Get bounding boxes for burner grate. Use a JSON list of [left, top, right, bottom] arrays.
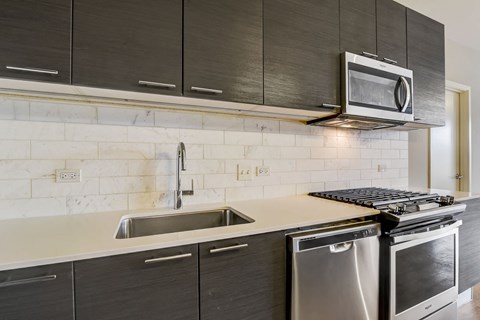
[[309, 187, 439, 208]]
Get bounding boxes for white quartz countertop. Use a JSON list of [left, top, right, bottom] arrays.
[[409, 187, 480, 202], [0, 195, 378, 271]]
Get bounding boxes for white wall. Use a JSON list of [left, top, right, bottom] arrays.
[[444, 39, 480, 192], [0, 95, 409, 220]]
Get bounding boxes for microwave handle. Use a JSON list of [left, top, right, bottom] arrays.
[[394, 77, 411, 113], [400, 77, 411, 112]]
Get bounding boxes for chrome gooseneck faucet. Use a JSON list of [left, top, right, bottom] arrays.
[[174, 142, 194, 209]]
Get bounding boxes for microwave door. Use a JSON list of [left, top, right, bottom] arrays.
[[394, 76, 411, 113]]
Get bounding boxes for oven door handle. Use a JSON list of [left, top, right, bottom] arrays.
[[391, 220, 462, 244]]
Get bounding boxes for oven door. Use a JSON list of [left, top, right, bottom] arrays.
[[389, 221, 460, 320], [343, 52, 414, 123]]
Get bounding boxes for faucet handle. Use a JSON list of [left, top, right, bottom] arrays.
[[182, 179, 194, 196]]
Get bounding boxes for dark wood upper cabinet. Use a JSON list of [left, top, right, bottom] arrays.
[[340, 0, 377, 55], [184, 0, 263, 105], [0, 0, 71, 83], [199, 231, 286, 320], [376, 0, 407, 68], [407, 9, 445, 126], [459, 199, 480, 293], [73, 0, 182, 96], [75, 245, 199, 320], [0, 263, 74, 320], [264, 0, 340, 110]]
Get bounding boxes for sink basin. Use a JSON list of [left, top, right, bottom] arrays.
[[115, 207, 254, 239]]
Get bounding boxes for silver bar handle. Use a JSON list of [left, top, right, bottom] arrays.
[[210, 243, 248, 254], [318, 104, 341, 113], [361, 51, 378, 59], [382, 57, 398, 65], [392, 220, 462, 244], [191, 86, 223, 95], [0, 275, 56, 288], [6, 66, 59, 75], [144, 253, 192, 264], [138, 80, 176, 89]]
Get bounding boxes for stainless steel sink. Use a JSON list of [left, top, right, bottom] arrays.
[[115, 207, 254, 239]]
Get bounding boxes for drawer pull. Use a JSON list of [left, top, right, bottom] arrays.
[[382, 57, 398, 65], [210, 243, 248, 254], [138, 80, 176, 89], [361, 51, 378, 59], [144, 253, 192, 264], [191, 86, 223, 95], [0, 275, 56, 288], [6, 66, 59, 75]]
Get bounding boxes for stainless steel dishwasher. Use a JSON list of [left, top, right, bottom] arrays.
[[288, 221, 380, 320]]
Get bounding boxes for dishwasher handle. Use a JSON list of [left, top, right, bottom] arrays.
[[329, 242, 353, 253]]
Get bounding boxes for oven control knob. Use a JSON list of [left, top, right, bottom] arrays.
[[440, 195, 455, 205], [388, 203, 407, 214]]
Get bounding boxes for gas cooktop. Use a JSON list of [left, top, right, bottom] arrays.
[[309, 187, 466, 229]]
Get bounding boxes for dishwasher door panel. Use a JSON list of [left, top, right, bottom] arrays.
[[290, 225, 379, 320]]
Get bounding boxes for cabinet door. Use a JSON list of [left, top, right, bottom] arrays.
[[264, 0, 340, 110], [200, 232, 286, 320], [340, 0, 377, 55], [0, 263, 74, 320], [407, 9, 445, 126], [0, 0, 71, 83], [184, 0, 263, 104], [376, 0, 407, 68], [459, 199, 480, 292], [73, 0, 182, 96], [75, 245, 198, 320]]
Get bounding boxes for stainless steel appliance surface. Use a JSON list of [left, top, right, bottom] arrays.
[[309, 188, 466, 320], [289, 221, 381, 320], [308, 52, 414, 130]]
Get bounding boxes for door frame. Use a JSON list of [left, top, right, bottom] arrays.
[[428, 80, 472, 192]]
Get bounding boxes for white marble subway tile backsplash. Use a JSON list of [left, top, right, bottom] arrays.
[[0, 96, 409, 219]]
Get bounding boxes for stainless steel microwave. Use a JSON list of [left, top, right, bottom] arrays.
[[308, 52, 414, 130]]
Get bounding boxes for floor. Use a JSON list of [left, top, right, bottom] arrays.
[[459, 286, 480, 320]]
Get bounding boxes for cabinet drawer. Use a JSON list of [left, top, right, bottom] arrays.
[[0, 263, 74, 320]]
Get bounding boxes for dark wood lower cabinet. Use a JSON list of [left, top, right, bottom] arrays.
[[459, 198, 480, 293], [74, 244, 199, 320], [0, 263, 74, 320], [199, 231, 286, 320]]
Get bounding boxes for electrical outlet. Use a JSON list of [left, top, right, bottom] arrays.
[[256, 166, 270, 176], [377, 164, 387, 172], [237, 164, 253, 181], [56, 169, 82, 183]]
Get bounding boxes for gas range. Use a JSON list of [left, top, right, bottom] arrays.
[[309, 187, 466, 230], [310, 187, 466, 320]]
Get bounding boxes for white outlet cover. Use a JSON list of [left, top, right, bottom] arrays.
[[256, 166, 270, 176], [56, 169, 82, 183]]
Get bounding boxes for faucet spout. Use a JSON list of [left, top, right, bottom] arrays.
[[174, 142, 194, 209], [178, 142, 186, 171]]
